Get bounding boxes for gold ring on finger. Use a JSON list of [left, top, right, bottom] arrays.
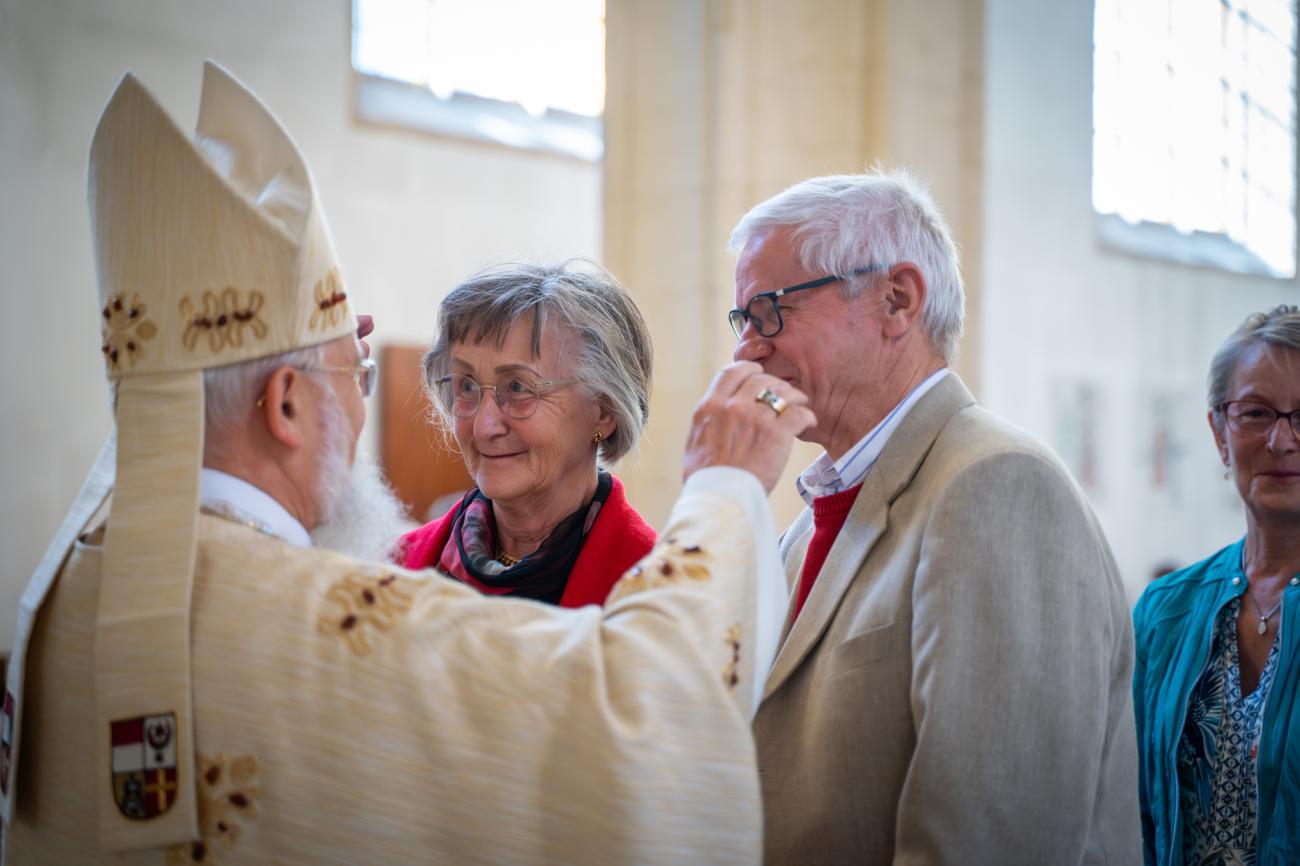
[[755, 387, 789, 417]]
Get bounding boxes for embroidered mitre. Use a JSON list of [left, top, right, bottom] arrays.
[[0, 62, 356, 854]]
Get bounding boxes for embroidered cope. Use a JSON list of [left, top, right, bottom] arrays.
[[4, 468, 779, 864]]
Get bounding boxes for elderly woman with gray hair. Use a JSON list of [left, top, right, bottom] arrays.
[[1133, 305, 1300, 866], [396, 260, 657, 607]]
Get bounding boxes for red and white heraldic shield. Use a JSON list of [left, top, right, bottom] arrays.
[[1, 689, 14, 795], [110, 712, 179, 820]]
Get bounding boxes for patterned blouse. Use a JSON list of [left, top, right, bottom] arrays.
[[1176, 596, 1283, 866]]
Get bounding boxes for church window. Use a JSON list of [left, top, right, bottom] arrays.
[[351, 0, 605, 161], [1092, 0, 1297, 278]]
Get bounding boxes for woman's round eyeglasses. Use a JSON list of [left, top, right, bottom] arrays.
[[433, 373, 576, 420]]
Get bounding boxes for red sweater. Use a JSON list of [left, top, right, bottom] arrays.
[[792, 484, 863, 622], [396, 474, 656, 608]]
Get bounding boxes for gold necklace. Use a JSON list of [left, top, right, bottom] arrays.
[[495, 548, 520, 567]]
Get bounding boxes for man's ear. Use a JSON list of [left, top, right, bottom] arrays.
[[260, 365, 309, 450], [880, 263, 927, 339]]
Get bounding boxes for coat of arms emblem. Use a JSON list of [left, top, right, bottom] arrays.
[[110, 712, 178, 819]]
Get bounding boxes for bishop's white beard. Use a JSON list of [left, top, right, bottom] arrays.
[[310, 391, 414, 562]]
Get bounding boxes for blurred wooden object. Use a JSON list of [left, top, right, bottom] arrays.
[[379, 344, 473, 523]]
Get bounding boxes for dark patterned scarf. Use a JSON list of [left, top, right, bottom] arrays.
[[438, 470, 612, 604]]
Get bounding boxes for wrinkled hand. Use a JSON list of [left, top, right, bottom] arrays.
[[683, 361, 816, 493]]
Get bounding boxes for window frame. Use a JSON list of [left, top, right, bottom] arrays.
[[1090, 0, 1299, 280], [349, 1, 604, 163]]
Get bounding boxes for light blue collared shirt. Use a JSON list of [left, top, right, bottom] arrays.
[[796, 369, 949, 506]]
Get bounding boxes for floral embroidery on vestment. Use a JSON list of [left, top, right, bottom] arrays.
[[722, 623, 742, 691], [101, 293, 158, 371], [319, 571, 416, 655], [180, 288, 268, 353], [309, 268, 347, 330], [165, 753, 262, 865], [607, 538, 710, 603]]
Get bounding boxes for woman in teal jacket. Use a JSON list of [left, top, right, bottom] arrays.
[[1133, 305, 1300, 866]]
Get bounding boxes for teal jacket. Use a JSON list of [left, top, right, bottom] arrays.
[[1132, 538, 1300, 866]]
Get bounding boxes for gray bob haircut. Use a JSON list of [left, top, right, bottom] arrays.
[[728, 167, 966, 362], [1208, 304, 1300, 422], [422, 259, 653, 465]]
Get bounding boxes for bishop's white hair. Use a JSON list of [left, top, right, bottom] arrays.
[[202, 344, 329, 459], [310, 386, 413, 560], [202, 342, 412, 558]]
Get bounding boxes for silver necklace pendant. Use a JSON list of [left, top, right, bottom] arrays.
[[1245, 593, 1282, 637]]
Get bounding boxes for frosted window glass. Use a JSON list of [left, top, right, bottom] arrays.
[[1092, 0, 1297, 277]]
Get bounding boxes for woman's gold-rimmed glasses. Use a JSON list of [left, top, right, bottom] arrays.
[[433, 373, 576, 419]]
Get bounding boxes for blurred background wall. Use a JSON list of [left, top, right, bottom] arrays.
[[1, 0, 1296, 650], [980, 0, 1293, 603]]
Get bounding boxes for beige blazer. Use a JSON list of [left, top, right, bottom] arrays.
[[5, 483, 763, 864], [754, 375, 1141, 865]]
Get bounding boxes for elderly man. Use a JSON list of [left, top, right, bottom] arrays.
[[727, 170, 1141, 865], [0, 63, 811, 864]]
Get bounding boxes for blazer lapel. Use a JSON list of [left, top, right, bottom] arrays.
[[761, 374, 977, 703]]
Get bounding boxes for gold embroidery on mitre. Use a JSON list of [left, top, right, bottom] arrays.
[[100, 294, 158, 371], [606, 538, 711, 604], [722, 623, 742, 692], [309, 268, 347, 331], [165, 753, 262, 865], [180, 288, 268, 353], [318, 571, 416, 655]]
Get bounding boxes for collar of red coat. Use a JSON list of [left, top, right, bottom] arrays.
[[396, 473, 657, 608]]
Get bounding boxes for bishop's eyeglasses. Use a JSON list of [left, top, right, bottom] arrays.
[[299, 357, 377, 398], [433, 373, 577, 420], [728, 264, 887, 340]]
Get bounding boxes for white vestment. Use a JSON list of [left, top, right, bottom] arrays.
[[4, 470, 780, 864]]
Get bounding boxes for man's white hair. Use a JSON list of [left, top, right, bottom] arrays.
[[728, 167, 965, 362]]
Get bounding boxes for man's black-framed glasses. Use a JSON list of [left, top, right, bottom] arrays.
[[728, 265, 887, 340]]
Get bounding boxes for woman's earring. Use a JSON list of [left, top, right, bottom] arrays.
[[592, 431, 603, 444]]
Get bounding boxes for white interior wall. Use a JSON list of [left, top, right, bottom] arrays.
[[983, 0, 1297, 602], [0, 0, 600, 649]]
